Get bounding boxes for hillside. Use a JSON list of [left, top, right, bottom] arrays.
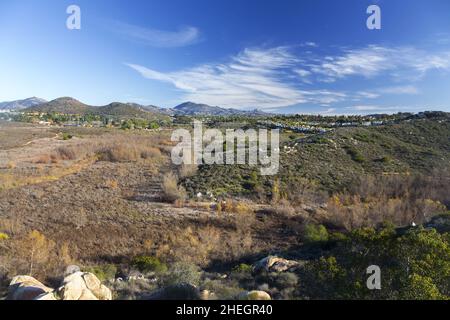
[[0, 117, 449, 301], [22, 98, 269, 118], [142, 105, 173, 115], [0, 97, 47, 110], [24, 97, 91, 114], [23, 97, 170, 120], [93, 103, 169, 120], [182, 118, 450, 197]]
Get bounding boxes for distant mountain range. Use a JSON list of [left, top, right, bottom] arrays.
[[171, 101, 269, 116], [1, 97, 269, 117], [22, 97, 169, 120], [0, 97, 47, 110]]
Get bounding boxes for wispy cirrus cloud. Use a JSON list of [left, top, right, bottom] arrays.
[[109, 21, 200, 48], [308, 45, 450, 82], [354, 85, 420, 101], [377, 85, 419, 95], [126, 47, 346, 109], [348, 105, 425, 114], [127, 44, 450, 110]]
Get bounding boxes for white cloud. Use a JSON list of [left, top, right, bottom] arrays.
[[309, 45, 450, 82], [294, 68, 312, 77], [127, 44, 450, 110], [377, 85, 419, 95], [349, 105, 425, 114], [354, 86, 419, 101], [352, 105, 384, 111], [110, 21, 200, 47], [301, 42, 318, 47], [126, 47, 346, 109], [355, 91, 381, 99]]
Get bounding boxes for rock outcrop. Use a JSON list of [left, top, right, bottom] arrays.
[[7, 269, 112, 301], [7, 276, 53, 300], [253, 256, 301, 273], [58, 271, 112, 300], [237, 290, 271, 300]]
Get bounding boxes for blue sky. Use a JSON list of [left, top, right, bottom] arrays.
[[1, 0, 450, 114]]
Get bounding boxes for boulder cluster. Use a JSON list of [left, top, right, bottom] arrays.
[[7, 266, 112, 300], [6, 256, 300, 300]]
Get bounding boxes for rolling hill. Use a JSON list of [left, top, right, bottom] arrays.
[[0, 97, 47, 111], [182, 117, 450, 196], [22, 97, 269, 118], [24, 97, 90, 114], [23, 97, 170, 120]]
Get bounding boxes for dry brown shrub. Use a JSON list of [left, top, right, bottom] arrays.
[[96, 137, 162, 163], [158, 226, 222, 266], [6, 161, 16, 169], [11, 230, 55, 277], [69, 208, 89, 230], [105, 179, 119, 189], [55, 146, 77, 160], [161, 172, 186, 203], [221, 199, 234, 212], [2, 231, 75, 282], [318, 170, 450, 231], [34, 154, 51, 164], [140, 147, 161, 159], [32, 134, 166, 165], [0, 216, 25, 236], [174, 198, 185, 208], [272, 199, 297, 216], [325, 193, 447, 231], [221, 199, 254, 215], [97, 144, 138, 162], [178, 164, 198, 178], [50, 154, 59, 164]]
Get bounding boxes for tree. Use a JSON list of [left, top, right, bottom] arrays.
[[16, 230, 55, 276]]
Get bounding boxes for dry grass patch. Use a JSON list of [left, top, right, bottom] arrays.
[[220, 199, 254, 215], [0, 158, 94, 190]]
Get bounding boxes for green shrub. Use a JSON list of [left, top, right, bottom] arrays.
[[0, 232, 9, 241], [329, 232, 347, 242], [314, 137, 329, 144], [232, 263, 253, 274], [303, 224, 329, 243], [162, 262, 201, 286], [345, 146, 365, 163], [84, 264, 117, 282], [202, 279, 243, 299], [131, 256, 168, 274], [302, 227, 450, 300], [273, 272, 299, 289], [62, 133, 73, 140], [401, 274, 446, 300], [379, 156, 392, 163]]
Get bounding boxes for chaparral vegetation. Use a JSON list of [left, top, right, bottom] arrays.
[[0, 108, 449, 300]]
